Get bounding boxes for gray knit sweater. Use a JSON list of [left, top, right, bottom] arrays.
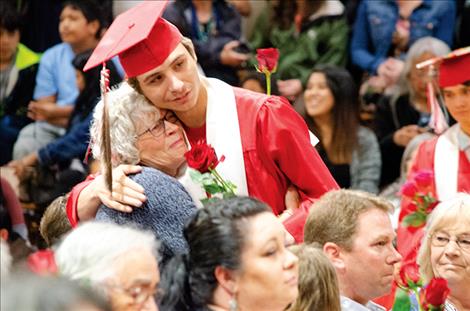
[[96, 167, 197, 264], [350, 126, 382, 194]]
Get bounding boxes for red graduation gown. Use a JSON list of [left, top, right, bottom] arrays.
[[186, 88, 338, 241]]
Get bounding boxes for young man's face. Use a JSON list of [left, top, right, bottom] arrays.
[[0, 27, 20, 63], [136, 43, 202, 114], [442, 83, 470, 127], [59, 6, 99, 45]]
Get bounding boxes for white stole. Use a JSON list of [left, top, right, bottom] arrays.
[[434, 124, 460, 201], [204, 78, 249, 196]]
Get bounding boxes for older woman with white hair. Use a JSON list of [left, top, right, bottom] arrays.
[[417, 194, 470, 311], [374, 36, 450, 187], [63, 82, 197, 263], [56, 221, 160, 311]]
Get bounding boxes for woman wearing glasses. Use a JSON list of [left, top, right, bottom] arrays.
[[65, 82, 197, 264], [417, 194, 470, 311], [56, 221, 160, 311]]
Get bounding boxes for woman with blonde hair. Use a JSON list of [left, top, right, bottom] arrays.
[[288, 243, 341, 311], [417, 194, 470, 311]]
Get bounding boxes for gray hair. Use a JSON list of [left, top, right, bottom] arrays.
[[417, 193, 470, 282], [397, 37, 450, 96], [90, 82, 162, 167], [55, 221, 159, 292]]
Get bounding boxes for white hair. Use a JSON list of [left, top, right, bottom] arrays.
[[0, 240, 12, 281], [397, 37, 451, 96], [55, 221, 159, 291], [90, 82, 162, 167]]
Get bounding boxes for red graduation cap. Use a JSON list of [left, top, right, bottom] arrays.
[[84, 0, 182, 77], [439, 47, 470, 88]]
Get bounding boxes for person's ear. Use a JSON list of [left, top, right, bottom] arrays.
[[323, 242, 346, 271], [87, 20, 100, 37], [214, 266, 238, 295]]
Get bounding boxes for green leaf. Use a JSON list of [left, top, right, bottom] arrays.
[[203, 183, 224, 195], [201, 197, 223, 206], [189, 169, 203, 183], [403, 212, 427, 227], [392, 288, 412, 311]]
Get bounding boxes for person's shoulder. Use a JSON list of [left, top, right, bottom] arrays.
[[358, 126, 378, 142], [233, 87, 289, 109], [40, 43, 72, 62]]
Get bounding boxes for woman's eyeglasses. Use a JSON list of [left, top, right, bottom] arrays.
[[138, 119, 166, 139], [430, 232, 470, 252]]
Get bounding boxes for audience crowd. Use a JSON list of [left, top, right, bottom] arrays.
[[1, 0, 469, 311]]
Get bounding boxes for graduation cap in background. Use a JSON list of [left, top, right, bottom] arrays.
[[416, 46, 470, 135], [85, 0, 183, 191]]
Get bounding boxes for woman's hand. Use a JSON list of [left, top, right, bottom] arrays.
[[279, 185, 301, 222]]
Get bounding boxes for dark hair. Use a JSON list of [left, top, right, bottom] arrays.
[[69, 50, 122, 123], [240, 71, 279, 95], [303, 65, 359, 163], [159, 196, 269, 311], [0, 1, 22, 32], [62, 0, 105, 38]]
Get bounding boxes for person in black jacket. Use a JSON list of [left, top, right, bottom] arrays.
[[0, 2, 40, 165]]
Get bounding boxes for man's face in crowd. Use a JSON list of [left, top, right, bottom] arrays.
[[442, 83, 470, 127], [340, 208, 402, 304], [136, 43, 202, 114]]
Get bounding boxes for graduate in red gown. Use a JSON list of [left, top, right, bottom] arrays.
[[397, 48, 470, 263], [66, 1, 338, 241]]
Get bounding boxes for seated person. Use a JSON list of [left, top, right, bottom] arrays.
[[0, 2, 40, 165], [304, 189, 402, 310], [12, 0, 109, 160], [55, 221, 160, 311], [288, 243, 341, 311], [301, 66, 381, 194], [417, 194, 470, 311], [374, 37, 450, 187], [8, 49, 121, 206], [350, 0, 455, 88], [160, 196, 299, 311]]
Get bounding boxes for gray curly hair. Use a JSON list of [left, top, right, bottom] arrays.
[[90, 82, 161, 167]]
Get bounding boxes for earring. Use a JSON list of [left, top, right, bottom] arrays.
[[229, 297, 238, 311]]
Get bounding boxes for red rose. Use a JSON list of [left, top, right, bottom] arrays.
[[398, 261, 421, 287], [423, 278, 450, 308], [185, 141, 221, 173], [414, 171, 434, 188], [401, 181, 418, 198], [27, 249, 58, 276], [256, 48, 279, 72]]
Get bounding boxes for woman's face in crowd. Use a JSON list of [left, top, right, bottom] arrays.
[[304, 72, 335, 119], [59, 6, 98, 45], [408, 52, 436, 97], [430, 223, 470, 289], [234, 212, 299, 310], [107, 248, 159, 311], [135, 110, 188, 176]]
